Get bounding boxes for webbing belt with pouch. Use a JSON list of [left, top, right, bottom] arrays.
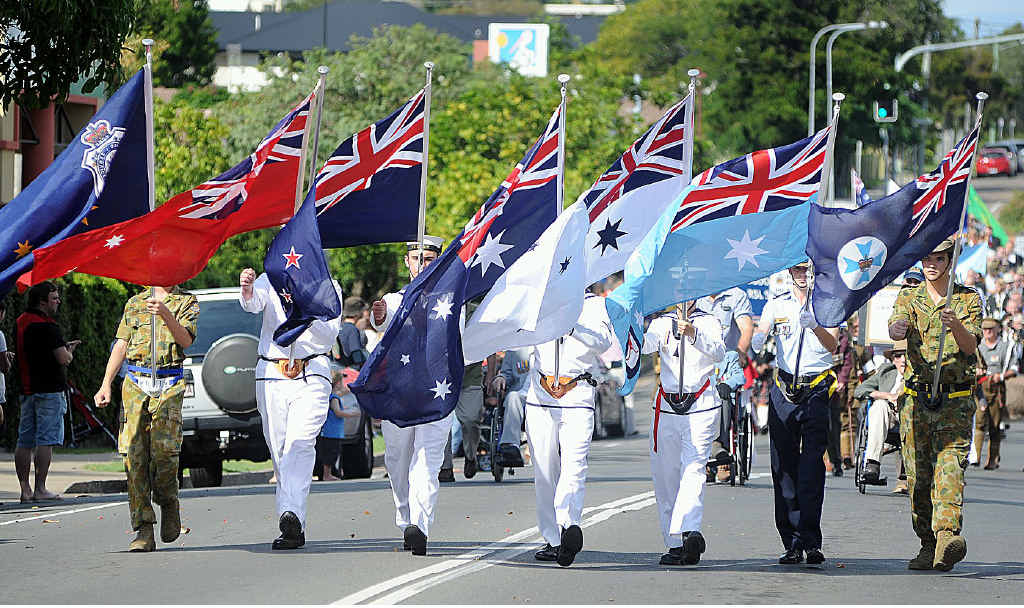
[[653, 379, 711, 453], [774, 369, 836, 403], [540, 372, 597, 400], [126, 363, 184, 398], [904, 381, 973, 411], [259, 353, 329, 380]]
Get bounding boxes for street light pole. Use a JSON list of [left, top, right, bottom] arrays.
[[807, 21, 887, 137]]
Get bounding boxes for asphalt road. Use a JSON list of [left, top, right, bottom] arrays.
[[2, 375, 1022, 604], [972, 171, 1024, 216]]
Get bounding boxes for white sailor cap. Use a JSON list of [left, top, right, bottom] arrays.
[[406, 235, 444, 254]]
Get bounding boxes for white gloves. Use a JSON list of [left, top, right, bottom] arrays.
[[799, 309, 818, 330], [751, 332, 767, 352]]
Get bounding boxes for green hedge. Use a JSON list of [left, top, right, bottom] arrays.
[[1, 274, 133, 450]]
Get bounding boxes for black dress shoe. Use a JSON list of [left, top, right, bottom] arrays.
[[842, 457, 854, 470], [779, 548, 803, 564], [681, 531, 706, 565], [464, 457, 478, 479], [272, 511, 305, 550], [805, 548, 825, 565], [970, 462, 980, 467], [535, 543, 559, 561], [983, 463, 999, 470], [832, 466, 844, 477], [497, 444, 525, 467], [659, 547, 683, 566], [438, 467, 455, 482], [863, 460, 881, 483], [557, 525, 583, 567], [404, 525, 427, 556]]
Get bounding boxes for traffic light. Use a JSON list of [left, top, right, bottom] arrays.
[[873, 99, 898, 123]]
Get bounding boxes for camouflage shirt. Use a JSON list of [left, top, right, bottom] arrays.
[[889, 282, 982, 385], [115, 288, 200, 368]]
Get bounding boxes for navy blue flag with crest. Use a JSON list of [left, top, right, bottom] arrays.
[[264, 191, 341, 347], [351, 106, 562, 427], [313, 89, 425, 248], [808, 122, 980, 327], [0, 70, 150, 295]]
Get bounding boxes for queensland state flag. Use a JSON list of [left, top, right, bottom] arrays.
[[314, 89, 425, 247], [264, 189, 340, 347], [351, 106, 562, 426], [607, 124, 834, 394], [0, 70, 150, 296], [809, 122, 980, 327], [20, 88, 315, 288]]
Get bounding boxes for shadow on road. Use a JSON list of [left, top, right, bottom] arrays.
[[160, 538, 541, 556]]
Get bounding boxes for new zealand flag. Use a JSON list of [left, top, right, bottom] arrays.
[[808, 122, 979, 327], [350, 106, 562, 426]]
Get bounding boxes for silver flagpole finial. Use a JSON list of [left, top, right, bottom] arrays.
[[318, 65, 329, 75], [558, 73, 571, 84], [832, 92, 845, 102], [424, 61, 434, 71], [687, 68, 700, 78]]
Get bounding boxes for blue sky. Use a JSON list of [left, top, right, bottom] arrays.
[[942, 0, 1023, 36]]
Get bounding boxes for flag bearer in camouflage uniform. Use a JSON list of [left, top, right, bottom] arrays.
[[974, 318, 1017, 469], [95, 286, 200, 552], [889, 238, 981, 572]]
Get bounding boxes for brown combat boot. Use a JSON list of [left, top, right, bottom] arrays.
[[160, 500, 181, 543], [907, 542, 935, 570], [129, 524, 156, 552], [933, 531, 967, 571]]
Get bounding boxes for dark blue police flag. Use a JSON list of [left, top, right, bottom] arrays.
[[808, 123, 979, 327], [0, 70, 151, 296], [264, 189, 341, 347]]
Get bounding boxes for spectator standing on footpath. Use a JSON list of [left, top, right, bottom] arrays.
[[336, 297, 369, 369], [973, 318, 1017, 470], [15, 282, 80, 503], [0, 300, 12, 429], [95, 285, 199, 552]]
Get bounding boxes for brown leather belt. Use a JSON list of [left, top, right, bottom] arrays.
[[540, 372, 597, 400]]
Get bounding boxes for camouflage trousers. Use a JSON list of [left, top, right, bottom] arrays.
[[900, 394, 972, 544], [974, 381, 1004, 467], [119, 377, 184, 530]]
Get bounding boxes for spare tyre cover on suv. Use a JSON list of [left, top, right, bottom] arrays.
[[202, 333, 259, 414]]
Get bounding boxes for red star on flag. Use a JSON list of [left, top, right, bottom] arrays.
[[279, 288, 293, 304], [282, 246, 303, 269]]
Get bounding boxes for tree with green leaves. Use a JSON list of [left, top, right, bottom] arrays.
[[0, 1, 137, 109], [132, 0, 218, 88]]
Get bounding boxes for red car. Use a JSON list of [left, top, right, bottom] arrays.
[[976, 147, 1015, 177]]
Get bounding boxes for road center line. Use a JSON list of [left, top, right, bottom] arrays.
[[334, 490, 656, 605], [0, 501, 128, 526]]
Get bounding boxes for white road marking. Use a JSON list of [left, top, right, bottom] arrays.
[[0, 501, 127, 526], [334, 490, 656, 605]]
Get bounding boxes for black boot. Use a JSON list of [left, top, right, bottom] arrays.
[[535, 543, 559, 561], [557, 525, 583, 567], [272, 511, 305, 550], [863, 460, 881, 483], [659, 547, 683, 566], [681, 531, 706, 565], [779, 548, 803, 564], [403, 525, 427, 556]]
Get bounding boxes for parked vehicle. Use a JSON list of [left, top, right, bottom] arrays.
[[976, 147, 1014, 177], [988, 139, 1024, 173]]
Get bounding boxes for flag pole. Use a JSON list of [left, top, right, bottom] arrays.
[[792, 93, 843, 388], [553, 73, 570, 382], [287, 67, 326, 365], [928, 91, 987, 405], [416, 62, 434, 270], [677, 68, 699, 393], [142, 39, 159, 386]]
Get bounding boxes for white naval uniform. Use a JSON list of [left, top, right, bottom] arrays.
[[525, 294, 615, 547], [372, 289, 454, 537], [240, 274, 341, 527], [642, 311, 725, 548]]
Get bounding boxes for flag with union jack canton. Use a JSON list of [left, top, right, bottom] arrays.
[[808, 122, 980, 327], [581, 93, 693, 284], [606, 125, 834, 394], [350, 107, 562, 426], [22, 88, 315, 288], [313, 89, 425, 248]]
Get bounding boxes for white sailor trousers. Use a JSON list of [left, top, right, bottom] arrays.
[[649, 392, 719, 548], [382, 412, 454, 537], [526, 404, 595, 546], [256, 363, 331, 528]]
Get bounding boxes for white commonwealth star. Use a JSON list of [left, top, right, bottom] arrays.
[[400, 354, 411, 365], [432, 295, 454, 320], [429, 378, 452, 400], [724, 230, 769, 271], [471, 230, 515, 276], [104, 234, 125, 249]]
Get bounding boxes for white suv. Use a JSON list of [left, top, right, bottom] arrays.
[[180, 287, 267, 487]]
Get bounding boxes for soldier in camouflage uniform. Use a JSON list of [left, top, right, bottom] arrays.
[[96, 286, 200, 552], [889, 238, 981, 572]]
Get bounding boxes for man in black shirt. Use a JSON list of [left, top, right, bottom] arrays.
[[15, 282, 79, 502]]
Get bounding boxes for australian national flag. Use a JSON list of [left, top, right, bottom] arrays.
[[314, 89, 425, 248], [808, 122, 980, 327], [0, 70, 150, 296], [264, 190, 340, 347], [350, 106, 562, 426]]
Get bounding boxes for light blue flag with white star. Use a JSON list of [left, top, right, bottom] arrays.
[[605, 127, 833, 394]]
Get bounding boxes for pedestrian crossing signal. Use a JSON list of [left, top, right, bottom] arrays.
[[873, 100, 898, 123]]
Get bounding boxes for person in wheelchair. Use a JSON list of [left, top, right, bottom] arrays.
[[488, 347, 531, 467], [854, 341, 907, 484]]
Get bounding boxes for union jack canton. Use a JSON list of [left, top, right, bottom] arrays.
[[909, 122, 979, 238]]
